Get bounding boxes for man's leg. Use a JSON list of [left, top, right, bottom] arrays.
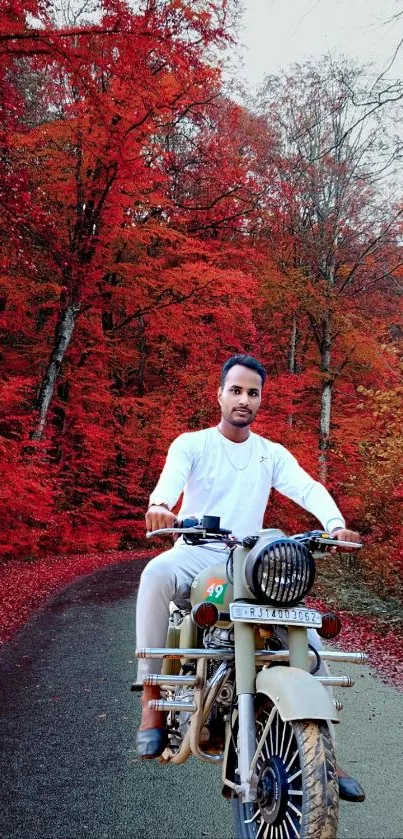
[[136, 542, 227, 682], [135, 542, 227, 755]]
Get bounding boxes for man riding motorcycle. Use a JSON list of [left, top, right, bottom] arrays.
[[135, 353, 364, 802]]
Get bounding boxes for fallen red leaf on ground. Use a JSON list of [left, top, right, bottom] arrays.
[[0, 550, 152, 645], [1, 554, 402, 693], [312, 598, 403, 692]]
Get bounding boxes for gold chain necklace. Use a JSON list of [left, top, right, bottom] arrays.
[[217, 428, 253, 472]]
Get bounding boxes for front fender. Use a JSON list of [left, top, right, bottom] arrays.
[[221, 666, 338, 797], [256, 666, 338, 723]]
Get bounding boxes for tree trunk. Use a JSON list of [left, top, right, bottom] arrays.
[[136, 314, 147, 397], [289, 314, 298, 374], [318, 310, 332, 483], [287, 314, 298, 426], [31, 303, 80, 440]]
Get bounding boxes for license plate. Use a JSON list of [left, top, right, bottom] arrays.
[[229, 602, 322, 628]]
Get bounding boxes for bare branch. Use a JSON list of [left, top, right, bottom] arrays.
[[112, 280, 214, 333]]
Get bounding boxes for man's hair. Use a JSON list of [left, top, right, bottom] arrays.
[[220, 354, 266, 387]]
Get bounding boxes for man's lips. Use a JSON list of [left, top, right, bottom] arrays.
[[233, 408, 251, 414]]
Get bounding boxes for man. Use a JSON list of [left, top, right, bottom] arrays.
[[136, 354, 364, 801]]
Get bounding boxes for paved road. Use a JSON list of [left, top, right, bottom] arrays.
[[1, 560, 403, 839]]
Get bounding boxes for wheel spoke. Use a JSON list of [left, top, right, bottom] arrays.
[[279, 716, 286, 758], [269, 718, 274, 755], [287, 768, 302, 784], [288, 802, 302, 819], [288, 789, 303, 796], [245, 809, 260, 824], [282, 726, 294, 764], [279, 825, 285, 839], [286, 748, 299, 772], [263, 823, 270, 839], [256, 817, 266, 838], [250, 706, 276, 773], [286, 811, 300, 838], [282, 819, 291, 839]]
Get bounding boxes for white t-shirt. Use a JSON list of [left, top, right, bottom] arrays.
[[149, 427, 345, 540]]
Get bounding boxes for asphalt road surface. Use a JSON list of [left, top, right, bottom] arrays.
[[1, 559, 403, 839]]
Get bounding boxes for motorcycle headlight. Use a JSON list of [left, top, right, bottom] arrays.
[[245, 538, 315, 606]]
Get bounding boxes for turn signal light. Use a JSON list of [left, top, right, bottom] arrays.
[[191, 602, 219, 628], [318, 612, 342, 639]]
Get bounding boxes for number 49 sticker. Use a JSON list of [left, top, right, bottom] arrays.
[[204, 578, 228, 605]]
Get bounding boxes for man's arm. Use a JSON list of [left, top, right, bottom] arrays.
[[272, 445, 359, 542], [146, 434, 194, 532]]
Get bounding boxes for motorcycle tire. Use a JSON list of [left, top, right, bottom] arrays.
[[232, 699, 338, 839]]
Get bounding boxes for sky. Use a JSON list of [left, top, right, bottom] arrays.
[[238, 0, 403, 89]]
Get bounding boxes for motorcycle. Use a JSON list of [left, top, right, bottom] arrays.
[[134, 515, 367, 839]]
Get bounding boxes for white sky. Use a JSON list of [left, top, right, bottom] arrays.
[[238, 0, 403, 89]]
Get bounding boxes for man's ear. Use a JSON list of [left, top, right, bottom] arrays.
[[217, 386, 223, 406]]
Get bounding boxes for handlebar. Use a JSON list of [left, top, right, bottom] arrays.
[[146, 526, 211, 538], [146, 516, 238, 545], [145, 519, 363, 551], [292, 530, 363, 550]]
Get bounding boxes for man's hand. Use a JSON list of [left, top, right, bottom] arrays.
[[330, 527, 361, 551], [146, 505, 176, 533]]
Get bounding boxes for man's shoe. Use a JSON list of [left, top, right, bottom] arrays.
[[337, 770, 365, 802], [136, 727, 168, 760]]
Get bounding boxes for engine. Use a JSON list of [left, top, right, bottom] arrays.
[[204, 625, 235, 713], [165, 624, 235, 753]]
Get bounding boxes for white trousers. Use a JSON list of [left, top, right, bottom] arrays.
[[136, 542, 230, 681], [136, 542, 331, 690]]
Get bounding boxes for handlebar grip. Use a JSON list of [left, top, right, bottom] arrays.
[[317, 537, 363, 549], [176, 516, 200, 529]]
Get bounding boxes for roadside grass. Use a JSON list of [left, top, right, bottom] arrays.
[[312, 554, 403, 632], [311, 556, 403, 691]]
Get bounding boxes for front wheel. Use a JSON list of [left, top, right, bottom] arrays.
[[232, 700, 338, 839]]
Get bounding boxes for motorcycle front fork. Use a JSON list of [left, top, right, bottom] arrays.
[[232, 545, 310, 802]]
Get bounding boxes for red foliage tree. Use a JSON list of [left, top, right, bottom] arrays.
[[1, 0, 269, 556], [1, 8, 402, 607]]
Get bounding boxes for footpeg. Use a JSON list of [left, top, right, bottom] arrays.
[[318, 676, 354, 687], [149, 699, 196, 712], [143, 675, 197, 687]]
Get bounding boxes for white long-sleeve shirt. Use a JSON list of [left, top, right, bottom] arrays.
[[149, 427, 345, 540]]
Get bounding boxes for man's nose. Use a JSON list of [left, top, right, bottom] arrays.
[[238, 394, 249, 407]]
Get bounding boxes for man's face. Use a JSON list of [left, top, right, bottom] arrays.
[[218, 364, 262, 428]]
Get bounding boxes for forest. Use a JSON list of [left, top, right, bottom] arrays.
[[1, 0, 402, 631]]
